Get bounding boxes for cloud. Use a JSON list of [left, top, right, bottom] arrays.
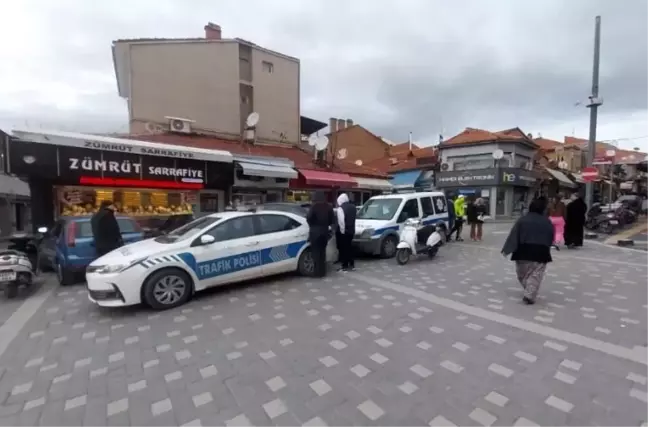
[[1, 0, 646, 150]]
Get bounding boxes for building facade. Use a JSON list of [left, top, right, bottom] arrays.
[[112, 23, 300, 145], [435, 128, 541, 218]]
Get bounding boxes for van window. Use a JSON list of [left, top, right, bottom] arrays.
[[358, 198, 402, 220], [432, 196, 448, 214], [399, 199, 420, 222], [420, 197, 434, 216]]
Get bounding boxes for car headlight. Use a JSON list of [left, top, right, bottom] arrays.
[[607, 213, 615, 218], [361, 228, 374, 238], [89, 257, 147, 275]]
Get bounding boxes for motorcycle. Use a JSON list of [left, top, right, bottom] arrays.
[[0, 228, 48, 298], [396, 219, 443, 265]]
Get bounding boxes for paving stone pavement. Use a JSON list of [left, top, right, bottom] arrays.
[[0, 227, 644, 426]]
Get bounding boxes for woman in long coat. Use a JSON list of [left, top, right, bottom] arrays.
[[564, 193, 587, 248]]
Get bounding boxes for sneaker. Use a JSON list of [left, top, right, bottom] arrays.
[[522, 297, 535, 305]]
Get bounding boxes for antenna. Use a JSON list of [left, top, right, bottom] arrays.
[[336, 148, 348, 160], [307, 135, 318, 147], [315, 136, 329, 151], [246, 112, 260, 127], [355, 159, 363, 166]]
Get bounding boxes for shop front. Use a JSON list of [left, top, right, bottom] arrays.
[[231, 155, 297, 206], [288, 169, 357, 204], [435, 167, 540, 218], [6, 130, 233, 232], [345, 177, 393, 205]]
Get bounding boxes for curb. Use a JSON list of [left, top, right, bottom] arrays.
[[603, 222, 648, 246]]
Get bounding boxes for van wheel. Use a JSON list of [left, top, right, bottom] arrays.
[[142, 268, 192, 310], [380, 235, 397, 258], [297, 248, 315, 277], [56, 262, 75, 286]]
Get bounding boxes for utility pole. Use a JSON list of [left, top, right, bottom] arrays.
[[585, 16, 603, 208]]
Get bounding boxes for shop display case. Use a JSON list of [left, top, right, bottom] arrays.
[[56, 186, 195, 218]]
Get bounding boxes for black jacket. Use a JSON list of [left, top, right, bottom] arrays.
[[502, 212, 554, 263], [466, 203, 487, 223], [91, 208, 123, 254], [307, 201, 334, 243]]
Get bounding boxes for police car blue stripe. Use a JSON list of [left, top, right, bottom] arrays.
[[175, 241, 307, 281]]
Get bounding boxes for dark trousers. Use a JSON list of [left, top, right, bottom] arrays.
[[449, 218, 464, 240], [311, 236, 328, 277], [337, 232, 355, 269]]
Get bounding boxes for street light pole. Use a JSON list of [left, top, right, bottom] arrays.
[[585, 16, 603, 208]]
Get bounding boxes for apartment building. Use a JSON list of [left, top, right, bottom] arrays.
[[112, 23, 300, 144]]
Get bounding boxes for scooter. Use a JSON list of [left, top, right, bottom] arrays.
[[396, 219, 443, 265], [0, 250, 35, 298]]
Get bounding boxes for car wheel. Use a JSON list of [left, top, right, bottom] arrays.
[[380, 235, 397, 258], [396, 248, 411, 265], [56, 261, 75, 286], [143, 268, 193, 310], [297, 248, 315, 277]]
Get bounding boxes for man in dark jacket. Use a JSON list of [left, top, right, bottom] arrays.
[[335, 193, 357, 271], [564, 192, 587, 248], [446, 197, 456, 242], [306, 192, 334, 277], [91, 201, 123, 257]]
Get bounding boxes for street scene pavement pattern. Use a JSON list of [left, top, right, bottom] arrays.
[[0, 225, 645, 426]]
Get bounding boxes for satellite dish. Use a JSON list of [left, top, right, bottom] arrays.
[[246, 112, 260, 127], [336, 148, 348, 160], [355, 159, 363, 166], [492, 149, 504, 160], [307, 135, 318, 147], [314, 136, 329, 151]]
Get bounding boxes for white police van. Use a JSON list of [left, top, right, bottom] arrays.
[[85, 209, 335, 310], [353, 191, 450, 258]]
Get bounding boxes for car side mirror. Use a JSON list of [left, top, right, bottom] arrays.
[[199, 234, 216, 245]]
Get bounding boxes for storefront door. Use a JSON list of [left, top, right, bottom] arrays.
[[197, 191, 225, 216]]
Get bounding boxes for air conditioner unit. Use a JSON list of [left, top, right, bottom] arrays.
[[165, 116, 195, 134]]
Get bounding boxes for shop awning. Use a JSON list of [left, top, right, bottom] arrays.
[[11, 129, 233, 163], [545, 168, 577, 188], [0, 174, 30, 197], [298, 169, 356, 187], [237, 162, 297, 179], [390, 170, 422, 189], [354, 177, 392, 191]]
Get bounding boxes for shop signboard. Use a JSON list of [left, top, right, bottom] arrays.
[[7, 138, 233, 189], [498, 168, 539, 187], [435, 169, 499, 187]]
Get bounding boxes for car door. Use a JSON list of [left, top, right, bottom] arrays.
[[40, 220, 64, 268], [254, 213, 306, 275], [396, 198, 421, 229], [117, 218, 144, 245], [420, 196, 436, 226], [432, 195, 450, 229], [189, 215, 262, 289]]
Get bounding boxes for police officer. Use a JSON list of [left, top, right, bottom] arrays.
[[306, 192, 334, 277]]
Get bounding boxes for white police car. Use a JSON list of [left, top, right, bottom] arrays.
[[85, 209, 331, 310]]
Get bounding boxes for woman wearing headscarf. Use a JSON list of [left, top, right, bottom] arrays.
[[467, 198, 487, 241], [501, 197, 554, 304], [564, 192, 587, 248], [547, 195, 566, 249]]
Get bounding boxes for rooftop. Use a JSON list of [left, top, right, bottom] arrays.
[[440, 127, 537, 149]]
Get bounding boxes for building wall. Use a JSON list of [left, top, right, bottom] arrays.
[[546, 147, 583, 172], [440, 142, 535, 170], [127, 41, 300, 144], [327, 126, 389, 165]]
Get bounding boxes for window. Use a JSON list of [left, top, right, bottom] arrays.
[[358, 198, 402, 220], [432, 196, 447, 214], [399, 199, 420, 222], [262, 61, 274, 73], [257, 214, 300, 234], [420, 197, 434, 216], [157, 216, 220, 243], [206, 216, 256, 242], [76, 221, 93, 238]]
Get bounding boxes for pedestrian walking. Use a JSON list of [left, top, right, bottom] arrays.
[[91, 200, 123, 257], [306, 192, 334, 277], [335, 193, 357, 271], [564, 192, 587, 248], [467, 197, 487, 241], [450, 195, 466, 241], [446, 196, 456, 242], [547, 195, 566, 249], [501, 197, 554, 305]]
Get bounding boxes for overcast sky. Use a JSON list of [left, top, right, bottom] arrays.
[[1, 0, 646, 151]]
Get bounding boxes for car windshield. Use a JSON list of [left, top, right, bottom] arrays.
[[263, 204, 308, 217], [155, 216, 220, 243], [357, 198, 402, 220]]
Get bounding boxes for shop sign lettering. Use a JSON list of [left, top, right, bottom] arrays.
[[148, 166, 203, 179], [69, 157, 142, 174], [83, 141, 195, 159]]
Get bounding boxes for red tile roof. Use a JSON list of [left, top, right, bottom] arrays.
[[441, 127, 537, 148], [364, 146, 438, 174], [533, 137, 563, 151], [564, 136, 646, 164], [127, 133, 389, 178]]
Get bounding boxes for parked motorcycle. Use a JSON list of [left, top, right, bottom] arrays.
[[395, 219, 443, 265], [0, 240, 37, 299]]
